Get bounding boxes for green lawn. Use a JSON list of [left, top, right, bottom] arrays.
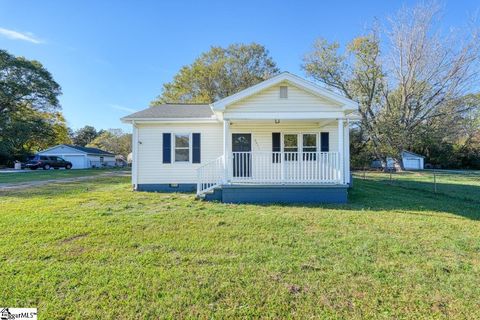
[[1, 175, 479, 319], [354, 170, 480, 202], [0, 168, 128, 184]]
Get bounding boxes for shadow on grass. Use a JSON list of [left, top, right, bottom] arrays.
[[343, 178, 480, 220], [2, 174, 479, 221], [232, 178, 480, 220]]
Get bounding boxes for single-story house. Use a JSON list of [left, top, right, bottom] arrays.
[[371, 151, 425, 170], [122, 72, 360, 204], [37, 145, 116, 169]]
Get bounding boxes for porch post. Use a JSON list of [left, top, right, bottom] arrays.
[[344, 119, 350, 185], [223, 120, 229, 183], [337, 119, 344, 184]]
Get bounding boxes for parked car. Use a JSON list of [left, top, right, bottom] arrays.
[[25, 155, 72, 170]]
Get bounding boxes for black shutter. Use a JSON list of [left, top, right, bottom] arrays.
[[192, 133, 201, 163], [163, 133, 171, 163], [320, 132, 329, 152], [272, 132, 281, 163]]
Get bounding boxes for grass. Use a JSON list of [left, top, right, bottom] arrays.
[[1, 174, 480, 319], [353, 170, 480, 202], [0, 168, 128, 184]]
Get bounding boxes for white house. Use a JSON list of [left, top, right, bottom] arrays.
[[37, 145, 116, 169], [122, 72, 360, 203]]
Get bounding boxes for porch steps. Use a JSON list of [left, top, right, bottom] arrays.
[[202, 186, 223, 202]]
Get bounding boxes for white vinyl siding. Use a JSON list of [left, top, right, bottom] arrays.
[[136, 122, 223, 184], [226, 82, 342, 115]]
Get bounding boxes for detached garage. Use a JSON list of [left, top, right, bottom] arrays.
[[37, 145, 116, 169], [401, 151, 424, 170], [371, 150, 425, 170]]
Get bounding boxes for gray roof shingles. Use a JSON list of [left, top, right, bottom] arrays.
[[64, 145, 115, 156], [122, 104, 215, 120]]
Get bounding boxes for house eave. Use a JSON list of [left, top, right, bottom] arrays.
[[121, 117, 220, 124]]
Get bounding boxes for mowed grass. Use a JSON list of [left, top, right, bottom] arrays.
[[354, 170, 480, 202], [1, 175, 480, 319], [0, 168, 128, 184]]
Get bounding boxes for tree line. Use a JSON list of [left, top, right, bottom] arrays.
[[1, 2, 479, 168], [0, 50, 131, 165]]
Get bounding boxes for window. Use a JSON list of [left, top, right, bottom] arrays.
[[303, 134, 317, 160], [302, 134, 317, 152], [280, 86, 288, 99], [283, 134, 298, 161], [282, 133, 319, 161], [174, 134, 190, 162], [100, 156, 104, 163]]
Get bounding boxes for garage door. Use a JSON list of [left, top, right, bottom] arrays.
[[403, 158, 421, 170], [61, 155, 86, 169]]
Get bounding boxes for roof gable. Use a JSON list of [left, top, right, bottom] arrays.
[[39, 144, 114, 156], [211, 72, 358, 111]]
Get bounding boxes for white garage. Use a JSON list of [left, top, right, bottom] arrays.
[[37, 145, 116, 169], [402, 151, 425, 170]]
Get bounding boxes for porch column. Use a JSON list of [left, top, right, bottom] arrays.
[[344, 119, 350, 185], [223, 120, 229, 183], [337, 119, 344, 184]]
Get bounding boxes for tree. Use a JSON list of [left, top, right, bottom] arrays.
[[0, 49, 66, 164], [302, 3, 480, 169], [87, 129, 131, 157], [71, 125, 101, 147], [151, 43, 279, 104]]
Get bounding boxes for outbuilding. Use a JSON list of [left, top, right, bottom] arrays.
[[371, 150, 425, 170], [401, 151, 424, 170], [37, 144, 116, 169]]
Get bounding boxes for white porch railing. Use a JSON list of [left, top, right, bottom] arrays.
[[197, 155, 225, 195], [229, 151, 341, 184], [197, 152, 342, 196]]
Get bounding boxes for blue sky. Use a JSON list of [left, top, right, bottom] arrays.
[[0, 0, 478, 132]]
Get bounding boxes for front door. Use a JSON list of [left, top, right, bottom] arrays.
[[232, 133, 252, 178]]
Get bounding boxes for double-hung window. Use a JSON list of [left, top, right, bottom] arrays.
[[282, 133, 318, 161], [302, 134, 317, 160], [174, 134, 190, 162], [283, 134, 298, 161]]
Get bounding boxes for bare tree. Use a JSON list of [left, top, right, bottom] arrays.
[[303, 2, 480, 169], [383, 2, 480, 165]]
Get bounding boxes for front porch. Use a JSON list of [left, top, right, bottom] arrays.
[[196, 118, 351, 203]]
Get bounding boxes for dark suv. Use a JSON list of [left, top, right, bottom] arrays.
[[25, 155, 73, 170]]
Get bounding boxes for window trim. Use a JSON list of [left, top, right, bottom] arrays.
[[172, 133, 192, 163]]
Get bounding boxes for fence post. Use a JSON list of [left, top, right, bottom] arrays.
[[389, 169, 392, 184], [433, 169, 437, 194]]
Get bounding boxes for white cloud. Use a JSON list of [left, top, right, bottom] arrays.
[[109, 104, 137, 113], [0, 27, 43, 44]]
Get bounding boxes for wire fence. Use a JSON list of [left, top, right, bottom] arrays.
[[353, 169, 480, 203]]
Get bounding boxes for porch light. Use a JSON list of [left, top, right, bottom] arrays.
[[275, 119, 280, 124]]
